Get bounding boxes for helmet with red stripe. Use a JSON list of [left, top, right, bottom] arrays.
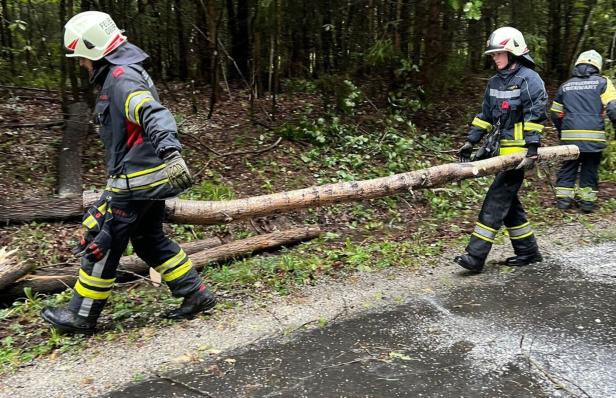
[[484, 27, 529, 57], [64, 11, 126, 61]]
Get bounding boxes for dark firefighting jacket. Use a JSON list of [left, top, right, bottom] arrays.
[[94, 42, 184, 200], [468, 64, 548, 155], [550, 64, 616, 153]]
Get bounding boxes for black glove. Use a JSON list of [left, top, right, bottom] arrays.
[[515, 144, 538, 170], [458, 142, 474, 163], [163, 150, 192, 190]]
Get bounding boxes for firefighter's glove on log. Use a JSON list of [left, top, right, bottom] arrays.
[[515, 144, 538, 170], [458, 142, 474, 163], [164, 150, 193, 190], [73, 200, 113, 262]]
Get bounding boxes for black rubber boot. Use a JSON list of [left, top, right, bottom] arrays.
[[40, 307, 97, 335], [579, 201, 594, 214], [165, 285, 217, 320], [505, 252, 543, 267], [556, 198, 573, 210], [454, 253, 485, 273]]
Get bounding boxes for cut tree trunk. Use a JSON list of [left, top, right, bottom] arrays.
[[0, 227, 321, 302], [0, 146, 579, 225], [57, 102, 89, 197], [0, 247, 34, 291]]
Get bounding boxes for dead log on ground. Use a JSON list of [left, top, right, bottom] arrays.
[[0, 145, 579, 225], [0, 227, 320, 301], [0, 247, 35, 291]]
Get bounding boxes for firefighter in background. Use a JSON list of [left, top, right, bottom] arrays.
[[41, 11, 216, 334], [455, 27, 548, 273], [551, 50, 616, 213]]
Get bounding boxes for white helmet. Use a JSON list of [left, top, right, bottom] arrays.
[[575, 50, 602, 71], [64, 11, 126, 60], [484, 27, 529, 56]]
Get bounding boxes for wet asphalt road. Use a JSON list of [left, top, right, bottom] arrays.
[[106, 243, 616, 398]]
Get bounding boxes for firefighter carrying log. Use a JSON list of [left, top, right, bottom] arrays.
[[550, 50, 616, 213], [455, 27, 548, 273], [41, 11, 216, 334]]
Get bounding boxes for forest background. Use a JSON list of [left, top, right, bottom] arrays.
[[0, 0, 616, 371]]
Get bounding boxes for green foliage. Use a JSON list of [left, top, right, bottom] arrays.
[[315, 76, 362, 114], [182, 178, 236, 201], [203, 235, 443, 294], [365, 39, 397, 67]]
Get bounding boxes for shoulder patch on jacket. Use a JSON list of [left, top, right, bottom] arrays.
[[112, 67, 125, 78]]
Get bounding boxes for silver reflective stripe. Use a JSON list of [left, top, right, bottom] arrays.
[[561, 130, 606, 141], [489, 88, 521, 99], [472, 223, 497, 242], [78, 298, 93, 317], [78, 252, 109, 317], [550, 102, 564, 112], [555, 187, 575, 199], [507, 223, 533, 240], [578, 190, 598, 202], [108, 168, 168, 191]]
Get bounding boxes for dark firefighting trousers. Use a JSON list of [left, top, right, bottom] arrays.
[[555, 152, 602, 204], [466, 168, 539, 261], [68, 197, 202, 321]]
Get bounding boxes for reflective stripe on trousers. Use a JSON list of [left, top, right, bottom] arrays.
[[506, 222, 534, 240]]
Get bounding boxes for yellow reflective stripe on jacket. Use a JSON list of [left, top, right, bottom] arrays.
[[107, 164, 169, 192], [500, 139, 526, 147], [124, 90, 154, 125], [472, 117, 492, 131], [82, 201, 109, 229], [524, 121, 544, 132], [119, 163, 167, 179], [499, 147, 526, 155], [75, 280, 112, 300], [555, 186, 575, 199], [155, 250, 187, 275], [550, 101, 564, 113], [513, 122, 523, 140], [163, 259, 193, 282], [561, 130, 606, 142], [601, 78, 616, 105]]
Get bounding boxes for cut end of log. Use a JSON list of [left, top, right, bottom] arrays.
[[0, 247, 18, 266]]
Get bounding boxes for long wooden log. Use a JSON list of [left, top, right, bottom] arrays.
[[0, 145, 579, 225], [0, 227, 320, 301]]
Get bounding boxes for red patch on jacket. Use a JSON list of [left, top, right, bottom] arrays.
[[112, 67, 125, 78], [126, 121, 144, 147], [501, 100, 510, 110]]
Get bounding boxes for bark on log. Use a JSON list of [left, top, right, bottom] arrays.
[[0, 145, 579, 225], [0, 227, 320, 302], [165, 145, 580, 225], [57, 102, 89, 197], [0, 247, 34, 291]]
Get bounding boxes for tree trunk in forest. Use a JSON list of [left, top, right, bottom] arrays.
[[175, 0, 189, 80], [321, 0, 333, 73], [0, 228, 321, 301], [567, 0, 598, 75], [547, 0, 563, 80], [0, 146, 580, 225], [57, 102, 89, 197], [1, 0, 15, 74]]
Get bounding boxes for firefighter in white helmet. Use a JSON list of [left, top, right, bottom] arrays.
[[41, 11, 216, 334], [455, 27, 548, 273], [551, 50, 616, 213]]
